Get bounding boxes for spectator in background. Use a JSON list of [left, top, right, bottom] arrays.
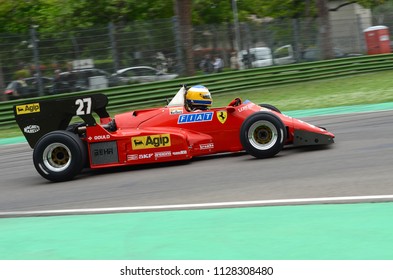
[[14, 75, 28, 97], [52, 69, 63, 94], [213, 55, 224, 73], [230, 52, 239, 70], [199, 54, 213, 74], [155, 52, 168, 73]]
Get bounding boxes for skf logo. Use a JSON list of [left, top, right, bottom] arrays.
[[16, 103, 40, 115], [217, 111, 227, 124], [131, 134, 171, 150]]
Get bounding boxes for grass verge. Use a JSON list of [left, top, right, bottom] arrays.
[[213, 70, 393, 109]]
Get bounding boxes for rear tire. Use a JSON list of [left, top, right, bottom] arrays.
[[240, 112, 286, 158], [33, 130, 86, 182]]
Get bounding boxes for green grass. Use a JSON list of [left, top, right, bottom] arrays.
[[213, 70, 393, 110], [3, 70, 393, 139]]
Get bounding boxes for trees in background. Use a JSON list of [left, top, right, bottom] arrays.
[[0, 0, 387, 34], [0, 0, 389, 76]]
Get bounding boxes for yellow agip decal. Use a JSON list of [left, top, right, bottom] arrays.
[[131, 134, 171, 150], [15, 103, 40, 115]]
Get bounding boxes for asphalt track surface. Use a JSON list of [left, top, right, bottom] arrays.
[[0, 110, 392, 212], [0, 106, 393, 259]]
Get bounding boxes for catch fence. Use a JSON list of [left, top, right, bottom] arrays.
[[1, 14, 391, 91]]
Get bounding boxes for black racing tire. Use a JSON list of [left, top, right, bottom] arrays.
[[240, 112, 286, 158], [33, 130, 87, 182], [258, 103, 281, 113]]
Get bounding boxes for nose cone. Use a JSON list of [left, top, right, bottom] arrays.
[[293, 129, 334, 146], [291, 117, 335, 145]]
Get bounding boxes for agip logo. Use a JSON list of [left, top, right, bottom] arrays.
[[15, 103, 40, 115], [131, 134, 171, 150]]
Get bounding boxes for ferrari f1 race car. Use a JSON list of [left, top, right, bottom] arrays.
[[14, 85, 334, 182]]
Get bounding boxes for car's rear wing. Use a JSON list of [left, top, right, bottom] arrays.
[[13, 94, 110, 148]]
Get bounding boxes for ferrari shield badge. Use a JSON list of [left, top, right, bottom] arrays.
[[217, 111, 227, 124]]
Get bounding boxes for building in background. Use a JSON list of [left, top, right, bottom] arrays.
[[329, 0, 372, 53]]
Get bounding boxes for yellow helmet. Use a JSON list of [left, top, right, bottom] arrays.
[[185, 85, 212, 110]]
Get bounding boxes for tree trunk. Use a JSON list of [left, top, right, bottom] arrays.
[[174, 0, 195, 76], [316, 0, 334, 60]]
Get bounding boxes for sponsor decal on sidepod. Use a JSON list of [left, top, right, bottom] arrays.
[[131, 134, 171, 150]]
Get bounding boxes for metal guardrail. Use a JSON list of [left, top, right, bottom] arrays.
[[2, 53, 393, 128]]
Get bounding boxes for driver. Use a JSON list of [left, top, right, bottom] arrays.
[[185, 85, 213, 111]]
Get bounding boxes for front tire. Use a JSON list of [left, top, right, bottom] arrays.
[[259, 103, 281, 113], [33, 130, 87, 182], [240, 112, 286, 158]]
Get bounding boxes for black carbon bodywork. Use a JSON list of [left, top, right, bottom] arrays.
[[13, 94, 109, 148], [293, 130, 335, 146]]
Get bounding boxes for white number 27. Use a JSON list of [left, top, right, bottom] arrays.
[[75, 98, 92, 115]]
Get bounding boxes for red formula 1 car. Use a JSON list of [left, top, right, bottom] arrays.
[[14, 86, 334, 182]]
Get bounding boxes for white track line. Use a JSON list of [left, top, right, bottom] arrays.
[[1, 195, 393, 217]]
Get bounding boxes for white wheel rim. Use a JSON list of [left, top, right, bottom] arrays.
[[248, 120, 278, 150], [42, 143, 71, 172]]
